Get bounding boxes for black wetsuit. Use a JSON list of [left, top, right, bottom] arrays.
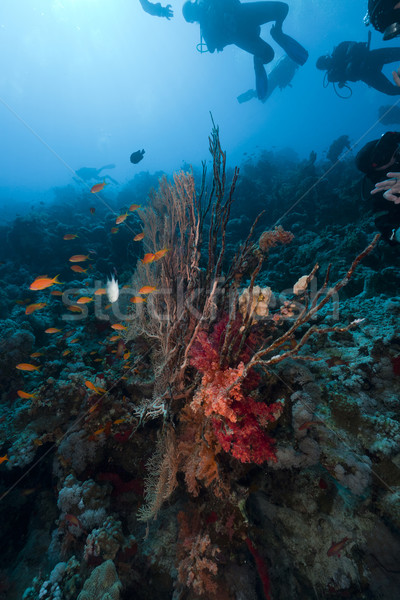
[[326, 41, 400, 95], [360, 163, 400, 245], [199, 0, 288, 63]]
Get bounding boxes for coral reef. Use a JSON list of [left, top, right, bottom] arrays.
[[0, 127, 399, 600]]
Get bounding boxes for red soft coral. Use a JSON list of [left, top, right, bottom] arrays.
[[189, 320, 282, 465]]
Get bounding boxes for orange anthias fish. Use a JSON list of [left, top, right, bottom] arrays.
[[63, 233, 78, 240], [69, 254, 90, 263], [77, 297, 93, 304], [65, 513, 85, 531], [109, 335, 121, 342], [17, 390, 36, 399], [116, 212, 128, 225], [16, 363, 40, 372], [110, 227, 119, 234], [25, 302, 47, 315], [67, 305, 84, 313], [129, 204, 141, 212], [94, 288, 106, 296], [142, 253, 155, 264], [51, 290, 63, 296], [45, 327, 62, 334], [0, 455, 8, 465], [30, 275, 61, 291], [70, 265, 87, 273], [327, 537, 349, 558], [153, 248, 169, 261], [85, 381, 100, 394], [133, 232, 145, 241], [30, 352, 43, 358], [90, 180, 107, 194], [130, 296, 146, 304], [139, 286, 157, 294], [111, 323, 127, 331]]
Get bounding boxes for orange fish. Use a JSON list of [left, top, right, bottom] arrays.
[[30, 275, 61, 291], [16, 363, 40, 372], [110, 227, 119, 234], [130, 296, 146, 304], [63, 233, 78, 240], [134, 232, 145, 241], [30, 352, 43, 358], [69, 338, 79, 344], [45, 328, 62, 334], [153, 248, 169, 261], [326, 357, 349, 368], [77, 296, 93, 304], [51, 290, 63, 296], [62, 350, 71, 357], [123, 351, 130, 360], [116, 212, 128, 225], [104, 303, 112, 310], [114, 418, 126, 425], [67, 305, 84, 312], [0, 455, 8, 465], [94, 288, 106, 296], [70, 265, 87, 273], [90, 207, 96, 214], [25, 302, 47, 315], [17, 390, 36, 399], [142, 253, 155, 264], [65, 513, 84, 530], [327, 537, 349, 557], [129, 204, 141, 212], [109, 335, 121, 341], [69, 254, 90, 263], [111, 323, 127, 331], [90, 181, 107, 194], [85, 381, 100, 394], [139, 286, 157, 294]]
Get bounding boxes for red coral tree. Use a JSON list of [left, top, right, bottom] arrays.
[[189, 318, 283, 465]]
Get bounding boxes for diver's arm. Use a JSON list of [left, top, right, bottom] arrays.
[[371, 172, 400, 203], [138, 0, 173, 19]]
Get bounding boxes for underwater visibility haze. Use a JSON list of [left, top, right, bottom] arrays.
[[0, 1, 400, 599]]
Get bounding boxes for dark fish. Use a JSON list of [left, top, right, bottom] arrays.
[[327, 135, 351, 163], [378, 104, 400, 125], [130, 149, 145, 164]]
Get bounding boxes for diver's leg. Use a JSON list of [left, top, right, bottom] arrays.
[[270, 22, 308, 65], [235, 36, 274, 101], [239, 1, 288, 28], [368, 47, 400, 69], [235, 36, 275, 64], [362, 70, 400, 95]]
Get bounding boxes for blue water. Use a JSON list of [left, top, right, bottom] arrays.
[[0, 0, 399, 216]]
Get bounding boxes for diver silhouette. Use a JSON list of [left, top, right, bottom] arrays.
[[182, 0, 308, 101], [317, 37, 400, 96]]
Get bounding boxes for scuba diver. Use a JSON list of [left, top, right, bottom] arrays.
[[182, 0, 308, 101], [316, 34, 400, 96], [365, 0, 400, 41], [139, 0, 173, 18], [356, 131, 400, 245]]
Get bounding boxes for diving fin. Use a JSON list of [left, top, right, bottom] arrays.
[[237, 89, 257, 103], [254, 57, 269, 102], [270, 26, 308, 66]]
